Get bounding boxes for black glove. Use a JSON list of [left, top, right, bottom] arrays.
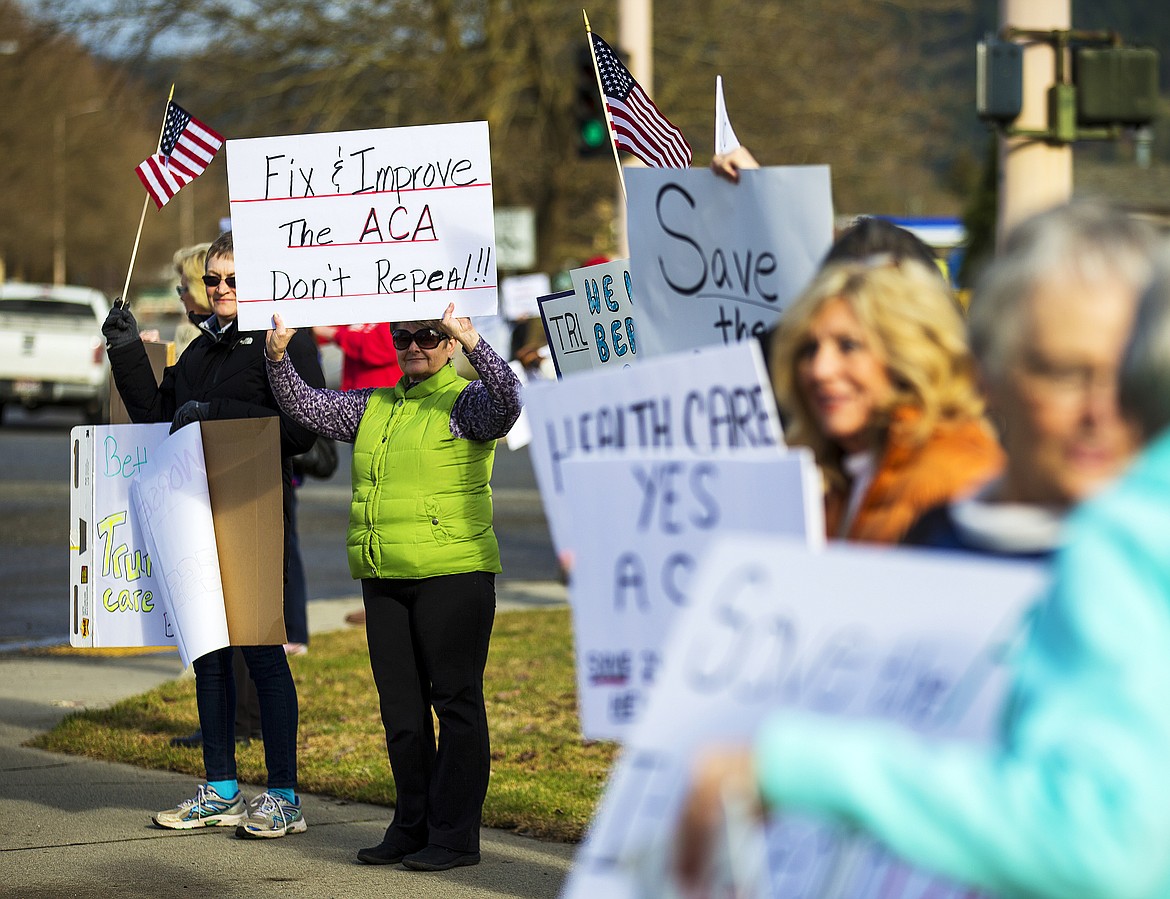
[[170, 400, 210, 434], [101, 301, 139, 350]]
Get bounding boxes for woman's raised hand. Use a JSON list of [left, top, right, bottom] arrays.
[[265, 313, 297, 362], [439, 302, 480, 353]]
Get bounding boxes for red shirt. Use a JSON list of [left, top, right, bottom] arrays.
[[333, 323, 402, 390]]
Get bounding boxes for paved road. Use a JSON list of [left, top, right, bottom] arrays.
[[0, 405, 559, 648]]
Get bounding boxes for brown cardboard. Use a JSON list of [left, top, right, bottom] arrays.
[[109, 341, 175, 425], [199, 417, 287, 646]]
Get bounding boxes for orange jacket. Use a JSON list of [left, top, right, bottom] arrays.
[[824, 410, 1004, 544]]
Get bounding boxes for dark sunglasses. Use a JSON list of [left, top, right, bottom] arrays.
[[174, 285, 188, 297], [392, 327, 447, 350], [201, 274, 237, 289]]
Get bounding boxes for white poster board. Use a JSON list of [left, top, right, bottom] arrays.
[[129, 424, 229, 667], [565, 258, 640, 373], [524, 341, 786, 552], [627, 166, 833, 356], [500, 271, 552, 321], [69, 423, 175, 649], [228, 121, 497, 331], [561, 453, 822, 740], [563, 538, 1046, 899], [538, 289, 593, 378]]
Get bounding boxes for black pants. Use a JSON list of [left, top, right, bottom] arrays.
[[362, 572, 496, 852]]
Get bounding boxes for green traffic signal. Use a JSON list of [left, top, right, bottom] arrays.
[[580, 118, 607, 150]]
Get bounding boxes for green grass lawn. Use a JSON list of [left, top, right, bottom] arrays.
[[31, 607, 617, 842]]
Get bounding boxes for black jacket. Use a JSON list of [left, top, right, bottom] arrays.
[[107, 317, 324, 460]]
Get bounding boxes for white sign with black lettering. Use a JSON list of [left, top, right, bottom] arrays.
[[228, 121, 497, 331], [627, 166, 832, 356], [561, 453, 822, 740], [562, 538, 1045, 899], [524, 341, 786, 552]]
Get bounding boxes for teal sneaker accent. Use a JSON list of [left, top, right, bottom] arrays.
[[235, 791, 307, 839], [153, 784, 247, 830]]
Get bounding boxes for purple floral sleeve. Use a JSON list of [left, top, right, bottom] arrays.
[[450, 339, 523, 441], [266, 355, 371, 443], [266, 336, 520, 443]]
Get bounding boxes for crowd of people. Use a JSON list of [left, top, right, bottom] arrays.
[[101, 158, 1170, 891]]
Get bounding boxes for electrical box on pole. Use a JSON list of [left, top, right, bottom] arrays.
[[1074, 47, 1160, 126], [976, 37, 1024, 124]]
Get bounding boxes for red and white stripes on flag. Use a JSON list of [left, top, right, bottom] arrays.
[[590, 33, 692, 169], [135, 102, 224, 209]]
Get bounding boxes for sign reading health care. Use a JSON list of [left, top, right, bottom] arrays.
[[524, 341, 786, 553], [228, 121, 497, 331], [627, 165, 833, 356]]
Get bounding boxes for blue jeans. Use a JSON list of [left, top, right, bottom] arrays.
[[192, 644, 298, 789]]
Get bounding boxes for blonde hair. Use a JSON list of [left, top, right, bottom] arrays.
[[172, 242, 212, 314], [770, 259, 985, 479]]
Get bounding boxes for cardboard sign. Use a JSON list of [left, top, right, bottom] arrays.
[[69, 418, 285, 662], [626, 166, 833, 356], [524, 341, 786, 552], [561, 453, 822, 740], [562, 538, 1047, 899], [228, 121, 497, 331]]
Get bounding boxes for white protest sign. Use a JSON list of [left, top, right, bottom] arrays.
[[563, 538, 1046, 899], [69, 423, 176, 649], [228, 121, 496, 331], [129, 423, 228, 667], [561, 453, 822, 740], [627, 166, 833, 356], [500, 271, 551, 321], [714, 75, 741, 154], [538, 289, 593, 377], [567, 258, 640, 371], [524, 340, 785, 552]]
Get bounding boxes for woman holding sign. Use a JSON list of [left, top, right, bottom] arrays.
[[768, 258, 1002, 543], [265, 304, 521, 872]]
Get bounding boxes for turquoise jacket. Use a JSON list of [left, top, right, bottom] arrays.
[[755, 429, 1170, 898]]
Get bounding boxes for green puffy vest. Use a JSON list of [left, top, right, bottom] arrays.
[[346, 363, 501, 579]]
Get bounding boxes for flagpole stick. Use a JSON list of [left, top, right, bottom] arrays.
[[583, 10, 627, 203], [117, 83, 176, 307]]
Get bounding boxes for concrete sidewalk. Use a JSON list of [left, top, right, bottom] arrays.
[[0, 582, 575, 899]]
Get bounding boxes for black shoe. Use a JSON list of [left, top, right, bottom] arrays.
[[357, 839, 422, 865], [402, 845, 481, 871]]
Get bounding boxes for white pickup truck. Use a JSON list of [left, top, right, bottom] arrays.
[[0, 283, 111, 424]]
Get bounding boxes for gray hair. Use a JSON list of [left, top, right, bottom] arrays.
[[1121, 250, 1170, 438], [967, 202, 1161, 384]]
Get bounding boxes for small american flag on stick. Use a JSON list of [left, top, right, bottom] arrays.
[[135, 102, 224, 209], [590, 32, 692, 169]]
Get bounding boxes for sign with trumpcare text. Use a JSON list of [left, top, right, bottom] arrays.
[[562, 538, 1046, 899], [524, 341, 786, 553], [627, 166, 833, 356], [561, 452, 822, 740], [228, 121, 497, 331]]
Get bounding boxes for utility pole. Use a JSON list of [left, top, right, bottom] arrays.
[[616, 0, 652, 258], [998, 0, 1072, 244]]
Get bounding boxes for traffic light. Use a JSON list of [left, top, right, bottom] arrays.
[[1074, 46, 1159, 127], [575, 46, 608, 158]]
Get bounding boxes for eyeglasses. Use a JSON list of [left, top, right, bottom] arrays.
[[201, 274, 237, 289], [174, 285, 188, 297], [392, 328, 447, 350]]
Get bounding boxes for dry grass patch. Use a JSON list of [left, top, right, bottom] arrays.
[[32, 607, 616, 841]]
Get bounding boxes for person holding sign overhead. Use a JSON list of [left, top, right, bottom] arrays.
[[102, 230, 324, 839], [768, 257, 1003, 543], [264, 304, 521, 872]]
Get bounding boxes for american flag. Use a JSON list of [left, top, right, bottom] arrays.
[[591, 33, 692, 169], [135, 102, 224, 209]]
